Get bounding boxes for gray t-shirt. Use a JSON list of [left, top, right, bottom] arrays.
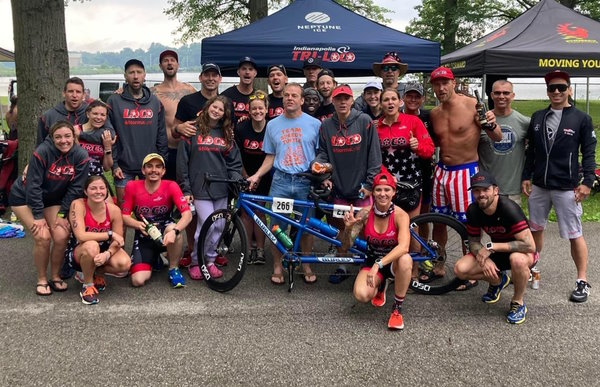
[[478, 110, 530, 195]]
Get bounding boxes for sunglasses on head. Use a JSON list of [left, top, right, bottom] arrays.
[[382, 65, 399, 72], [492, 91, 512, 96], [547, 84, 569, 93], [249, 93, 266, 101]]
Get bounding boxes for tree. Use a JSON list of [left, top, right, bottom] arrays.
[[407, 0, 600, 55], [11, 0, 69, 173], [165, 0, 392, 44]]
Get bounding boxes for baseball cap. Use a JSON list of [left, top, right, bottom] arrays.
[[332, 84, 353, 99], [268, 64, 287, 76], [544, 69, 570, 85], [363, 81, 383, 92], [373, 171, 397, 190], [430, 66, 454, 82], [239, 56, 257, 69], [317, 68, 335, 81], [201, 63, 221, 76], [159, 50, 178, 63], [469, 170, 498, 190], [404, 82, 424, 95], [303, 57, 322, 69], [124, 59, 145, 71], [142, 153, 165, 168]]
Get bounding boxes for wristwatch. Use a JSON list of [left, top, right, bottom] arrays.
[[173, 229, 181, 236], [375, 259, 384, 270], [485, 242, 494, 252], [107, 230, 113, 241]]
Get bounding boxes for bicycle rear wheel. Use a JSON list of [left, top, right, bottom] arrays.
[[409, 213, 468, 295], [198, 209, 248, 292]]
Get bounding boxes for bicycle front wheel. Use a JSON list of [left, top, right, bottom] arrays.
[[198, 209, 248, 292], [409, 213, 468, 295]]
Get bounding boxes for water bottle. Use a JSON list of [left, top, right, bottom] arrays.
[[352, 238, 367, 252], [272, 225, 293, 250], [306, 217, 339, 238]]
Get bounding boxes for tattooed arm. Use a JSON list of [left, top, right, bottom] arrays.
[[339, 205, 370, 253], [69, 199, 113, 243], [489, 229, 536, 254]]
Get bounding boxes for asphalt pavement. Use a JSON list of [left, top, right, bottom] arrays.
[[0, 222, 599, 386]]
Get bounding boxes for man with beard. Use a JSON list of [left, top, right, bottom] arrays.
[[314, 69, 337, 122], [267, 64, 287, 120], [454, 171, 537, 324], [151, 50, 196, 181], [354, 52, 408, 112], [221, 56, 257, 123]]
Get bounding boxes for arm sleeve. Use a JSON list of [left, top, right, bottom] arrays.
[[60, 154, 90, 214], [579, 114, 597, 188], [225, 141, 243, 181], [521, 116, 535, 181], [176, 138, 192, 196], [157, 103, 168, 161], [364, 122, 382, 191], [261, 124, 276, 155], [169, 181, 190, 214], [311, 125, 329, 166], [412, 119, 435, 159], [25, 151, 47, 220]]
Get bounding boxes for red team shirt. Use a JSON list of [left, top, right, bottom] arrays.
[[121, 180, 190, 223]]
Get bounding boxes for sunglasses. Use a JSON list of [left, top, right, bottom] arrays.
[[492, 91, 512, 96], [547, 84, 568, 93], [249, 93, 266, 101], [382, 65, 399, 72]]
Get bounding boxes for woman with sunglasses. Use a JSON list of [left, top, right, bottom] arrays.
[[235, 90, 271, 264], [177, 95, 243, 280]]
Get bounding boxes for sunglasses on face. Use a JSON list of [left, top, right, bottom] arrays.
[[249, 94, 266, 101], [547, 84, 568, 93], [492, 91, 512, 96], [382, 65, 399, 72]]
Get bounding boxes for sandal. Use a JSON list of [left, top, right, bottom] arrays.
[[303, 271, 317, 284], [270, 273, 285, 285], [419, 270, 444, 283], [455, 280, 479, 291], [36, 283, 52, 296], [48, 279, 68, 292]]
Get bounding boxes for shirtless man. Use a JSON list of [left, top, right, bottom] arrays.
[[151, 50, 196, 181], [428, 66, 502, 289]]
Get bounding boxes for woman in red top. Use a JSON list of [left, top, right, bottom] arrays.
[[377, 88, 434, 219], [67, 176, 130, 304], [342, 171, 412, 330]]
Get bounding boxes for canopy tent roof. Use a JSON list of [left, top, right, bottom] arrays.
[[441, 0, 600, 77], [201, 0, 440, 77], [0, 47, 14, 62]]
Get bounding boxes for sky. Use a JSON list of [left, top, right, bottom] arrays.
[[0, 0, 421, 52]]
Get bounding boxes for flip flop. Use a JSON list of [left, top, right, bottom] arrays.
[[270, 273, 285, 285], [455, 280, 479, 291], [35, 283, 52, 296], [419, 270, 444, 283], [48, 279, 68, 292], [303, 272, 317, 284]]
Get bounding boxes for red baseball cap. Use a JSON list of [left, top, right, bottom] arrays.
[[373, 171, 397, 190], [544, 70, 570, 85], [430, 66, 454, 82], [159, 50, 178, 63], [331, 84, 353, 99]]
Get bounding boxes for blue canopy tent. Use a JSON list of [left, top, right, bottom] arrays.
[[201, 0, 440, 77]]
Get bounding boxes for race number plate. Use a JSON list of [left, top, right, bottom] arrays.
[[332, 204, 362, 218], [272, 197, 294, 214]]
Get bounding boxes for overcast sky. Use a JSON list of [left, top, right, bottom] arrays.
[[0, 0, 421, 52]]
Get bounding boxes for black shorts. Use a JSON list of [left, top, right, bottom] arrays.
[[362, 254, 395, 281], [130, 222, 171, 274], [65, 239, 111, 272]]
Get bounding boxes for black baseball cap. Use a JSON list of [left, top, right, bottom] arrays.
[[303, 57, 322, 69], [239, 56, 257, 69], [317, 68, 335, 81], [125, 59, 145, 71], [469, 170, 498, 190], [201, 63, 221, 76], [268, 64, 287, 76]]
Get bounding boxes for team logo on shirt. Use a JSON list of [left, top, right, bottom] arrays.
[[331, 134, 362, 147], [47, 162, 74, 180], [244, 139, 263, 150], [197, 136, 227, 147], [123, 108, 154, 119]]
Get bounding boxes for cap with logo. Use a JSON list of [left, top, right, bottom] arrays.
[[332, 84, 353, 99], [404, 82, 424, 96], [142, 153, 165, 168], [159, 50, 178, 63], [238, 56, 257, 69], [430, 66, 454, 82], [125, 59, 145, 71], [201, 63, 221, 76], [363, 81, 383, 92], [373, 170, 397, 190], [544, 69, 570, 85], [372, 52, 408, 77], [268, 64, 287, 76], [469, 170, 498, 190], [303, 57, 323, 69]]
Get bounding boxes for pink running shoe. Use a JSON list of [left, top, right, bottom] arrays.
[[207, 264, 223, 279], [188, 265, 203, 280]]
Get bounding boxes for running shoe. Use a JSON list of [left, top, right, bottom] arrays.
[[247, 248, 257, 265], [207, 264, 223, 279], [481, 272, 511, 304], [169, 268, 186, 288], [80, 285, 99, 305], [506, 301, 527, 324], [188, 265, 203, 280], [59, 259, 75, 280], [94, 275, 106, 292], [254, 248, 266, 265], [570, 280, 591, 303], [371, 280, 389, 308], [387, 310, 404, 330], [215, 254, 228, 266]]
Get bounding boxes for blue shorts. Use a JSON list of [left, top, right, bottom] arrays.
[[268, 169, 313, 231], [114, 171, 145, 189]]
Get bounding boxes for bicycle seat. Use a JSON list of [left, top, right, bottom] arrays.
[[296, 171, 332, 200], [297, 170, 331, 184]]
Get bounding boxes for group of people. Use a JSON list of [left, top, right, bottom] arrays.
[[8, 47, 596, 330]]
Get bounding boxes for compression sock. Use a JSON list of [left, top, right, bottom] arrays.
[[393, 295, 404, 313]]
